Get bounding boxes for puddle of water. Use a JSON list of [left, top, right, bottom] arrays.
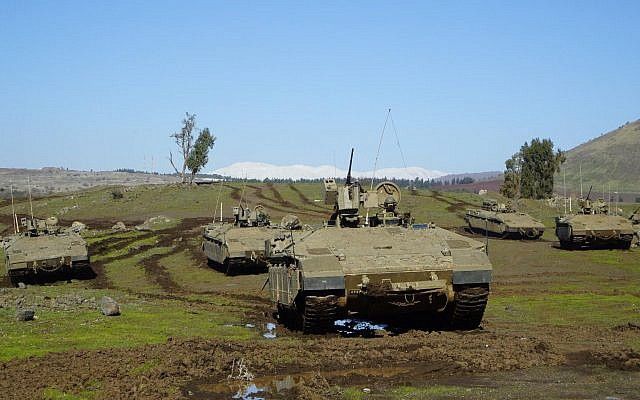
[[232, 383, 265, 400], [263, 322, 277, 339], [187, 366, 419, 399], [335, 319, 388, 337]]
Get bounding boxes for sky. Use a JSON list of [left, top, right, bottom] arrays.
[[1, 1, 639, 175]]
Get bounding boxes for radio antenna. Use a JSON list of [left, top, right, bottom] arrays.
[[10, 183, 18, 234], [27, 176, 35, 224], [389, 111, 408, 171], [238, 172, 248, 210], [563, 168, 567, 215], [370, 108, 391, 192], [366, 108, 391, 225], [212, 178, 224, 223]]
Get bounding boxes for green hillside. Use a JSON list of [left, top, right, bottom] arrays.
[[557, 119, 640, 192]]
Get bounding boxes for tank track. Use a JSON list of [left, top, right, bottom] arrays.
[[302, 295, 339, 334], [450, 286, 489, 330]]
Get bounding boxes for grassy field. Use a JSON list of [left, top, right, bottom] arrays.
[[3, 181, 613, 230], [0, 182, 639, 399]]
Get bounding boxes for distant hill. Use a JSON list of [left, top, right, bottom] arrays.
[[557, 119, 640, 193]]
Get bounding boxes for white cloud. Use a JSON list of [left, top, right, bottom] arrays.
[[213, 162, 447, 180]]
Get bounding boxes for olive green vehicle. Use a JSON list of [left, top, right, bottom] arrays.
[[265, 150, 492, 333], [555, 190, 635, 249], [2, 217, 89, 285], [465, 200, 545, 239], [202, 204, 305, 275], [202, 204, 273, 274]]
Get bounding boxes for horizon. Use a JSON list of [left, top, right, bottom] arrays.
[[2, 2, 639, 174]]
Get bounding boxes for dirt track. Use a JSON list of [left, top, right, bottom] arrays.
[[1, 319, 638, 399]]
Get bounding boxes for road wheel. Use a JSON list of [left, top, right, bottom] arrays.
[[302, 295, 339, 334], [450, 286, 489, 330]]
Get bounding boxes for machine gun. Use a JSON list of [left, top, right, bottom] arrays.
[[323, 148, 361, 226], [579, 185, 594, 214], [232, 204, 270, 227], [323, 148, 409, 227]]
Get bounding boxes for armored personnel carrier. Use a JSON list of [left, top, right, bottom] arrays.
[[465, 199, 545, 239], [265, 149, 492, 333], [2, 216, 90, 285], [555, 188, 635, 249], [202, 204, 273, 274]]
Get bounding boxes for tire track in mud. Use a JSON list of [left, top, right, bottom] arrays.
[[221, 183, 327, 218], [269, 183, 328, 215], [242, 184, 325, 218], [88, 231, 157, 289], [288, 184, 327, 210], [135, 217, 213, 293], [424, 190, 477, 213], [96, 217, 270, 313], [222, 184, 242, 202]]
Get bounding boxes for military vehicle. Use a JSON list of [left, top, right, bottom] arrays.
[[465, 199, 545, 239], [202, 203, 273, 274], [265, 149, 492, 333], [630, 207, 640, 226], [2, 216, 90, 285], [555, 187, 635, 249]]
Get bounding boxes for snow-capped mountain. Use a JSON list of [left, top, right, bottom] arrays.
[[213, 162, 447, 181]]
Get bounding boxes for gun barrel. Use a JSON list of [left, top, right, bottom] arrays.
[[346, 148, 354, 185], [585, 185, 593, 200]]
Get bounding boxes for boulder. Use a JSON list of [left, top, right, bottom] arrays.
[[135, 215, 172, 231], [16, 309, 35, 321], [112, 221, 127, 231], [99, 296, 120, 316]]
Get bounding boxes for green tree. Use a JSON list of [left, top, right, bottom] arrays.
[[186, 128, 216, 184], [169, 113, 216, 183], [500, 152, 522, 198], [500, 138, 565, 199]]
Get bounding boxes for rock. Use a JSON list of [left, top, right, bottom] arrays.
[[70, 221, 87, 233], [16, 309, 35, 321], [100, 296, 120, 316], [135, 215, 172, 231], [280, 214, 301, 230], [112, 221, 127, 231], [17, 282, 26, 289]]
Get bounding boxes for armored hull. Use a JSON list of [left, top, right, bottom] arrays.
[[465, 209, 545, 239], [3, 232, 89, 284], [267, 224, 492, 332], [202, 223, 273, 274], [555, 214, 635, 249]]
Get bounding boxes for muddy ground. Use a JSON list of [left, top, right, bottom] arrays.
[[1, 197, 640, 398]]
